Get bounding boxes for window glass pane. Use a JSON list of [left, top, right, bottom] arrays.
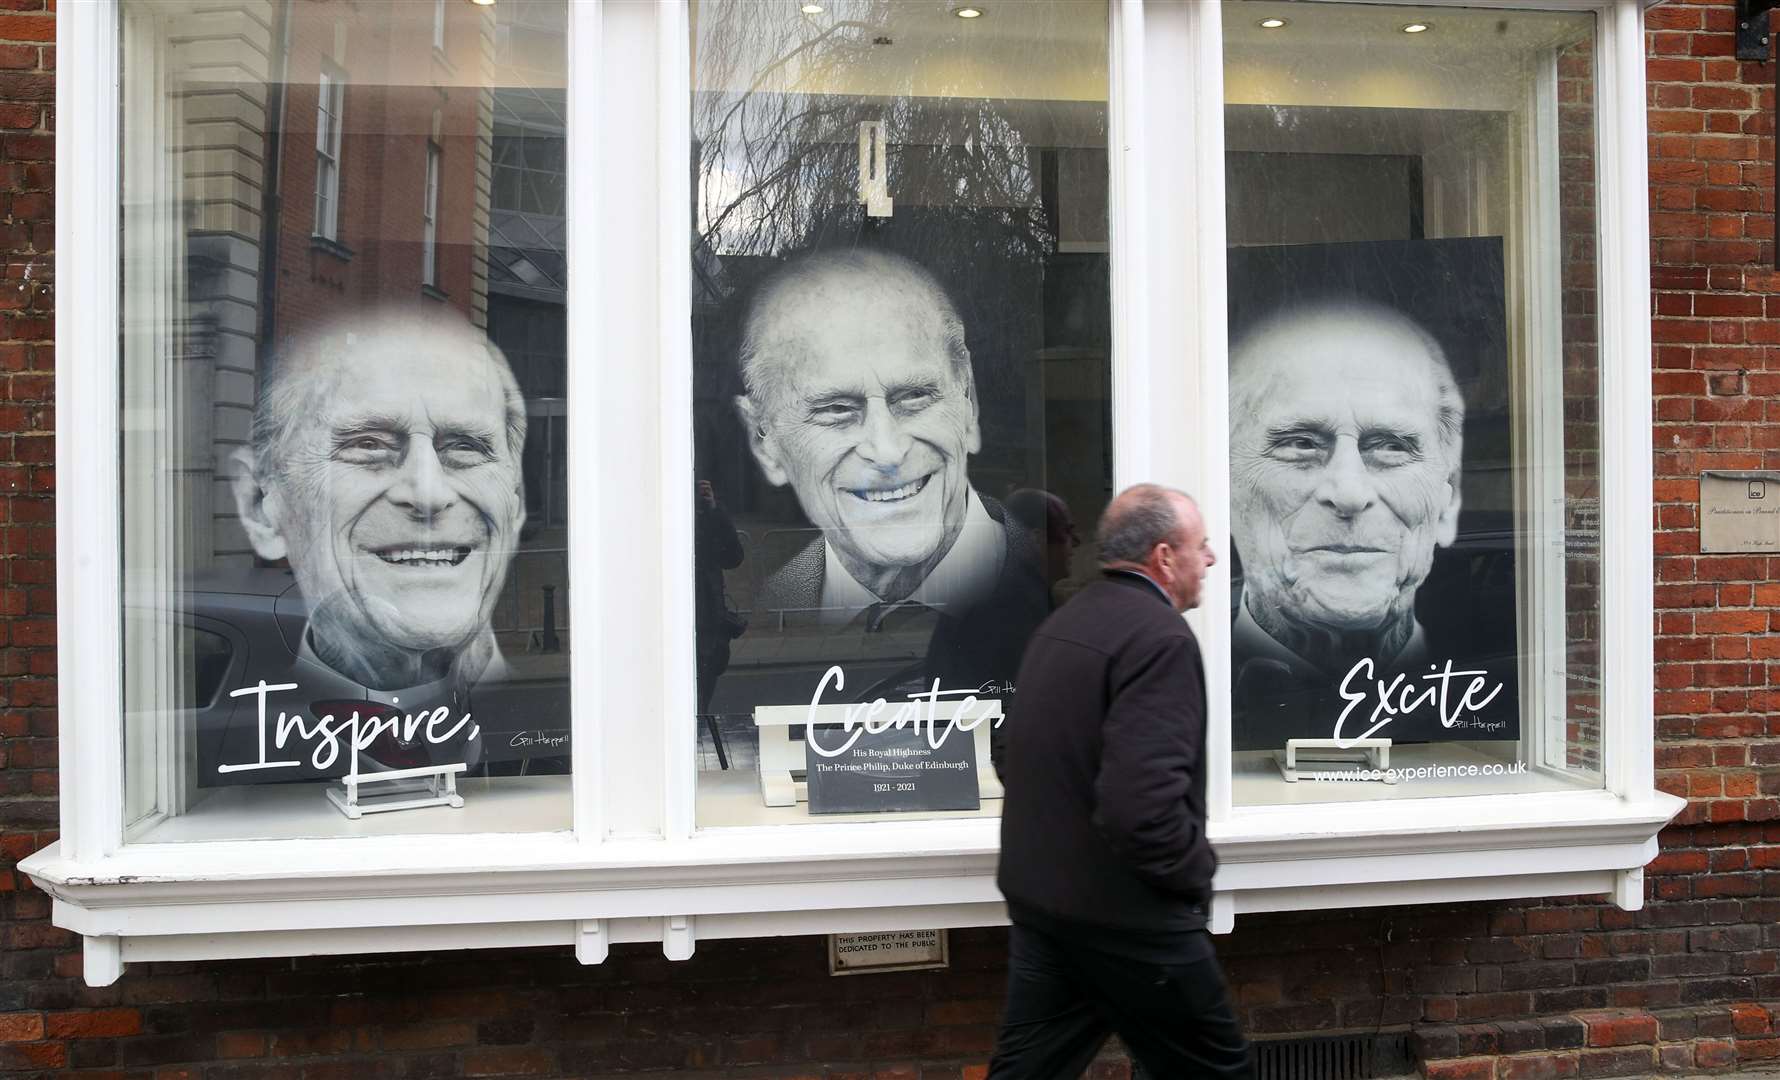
[[692, 1, 1111, 826], [120, 0, 571, 840], [1223, 4, 1602, 803]]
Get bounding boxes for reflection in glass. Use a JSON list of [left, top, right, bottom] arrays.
[[120, 0, 571, 840], [691, 0, 1111, 826], [1224, 5, 1601, 804]]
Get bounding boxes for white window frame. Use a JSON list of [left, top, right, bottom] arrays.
[[313, 60, 345, 241], [28, 0, 1679, 987], [422, 140, 440, 287]]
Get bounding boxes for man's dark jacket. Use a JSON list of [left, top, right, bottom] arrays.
[[997, 571, 1216, 932]]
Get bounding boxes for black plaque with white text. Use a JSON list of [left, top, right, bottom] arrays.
[[804, 725, 980, 815]]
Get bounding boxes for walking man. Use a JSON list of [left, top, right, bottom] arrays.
[[990, 483, 1252, 1079]]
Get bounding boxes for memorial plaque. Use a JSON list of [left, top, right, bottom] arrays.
[[1701, 471, 1780, 553], [828, 929, 949, 975], [804, 723, 981, 815]]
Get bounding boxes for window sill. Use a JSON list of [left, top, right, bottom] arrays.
[[309, 235, 354, 261], [22, 789, 1683, 985]]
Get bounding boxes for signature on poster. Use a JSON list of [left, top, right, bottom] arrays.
[[804, 665, 1003, 759], [1333, 658, 1506, 747]]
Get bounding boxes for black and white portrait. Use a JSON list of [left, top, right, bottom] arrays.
[[1228, 238, 1521, 751], [205, 308, 542, 780], [734, 249, 1017, 623]]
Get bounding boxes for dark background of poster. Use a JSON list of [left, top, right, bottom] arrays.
[[1227, 236, 1521, 750]]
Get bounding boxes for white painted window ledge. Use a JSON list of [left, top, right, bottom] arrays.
[[21, 788, 1682, 984]]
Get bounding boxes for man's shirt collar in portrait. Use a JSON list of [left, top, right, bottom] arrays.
[[820, 487, 1005, 619], [296, 625, 512, 702], [1232, 592, 1428, 681]]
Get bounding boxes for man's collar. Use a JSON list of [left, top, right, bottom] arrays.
[[820, 488, 1004, 618], [1103, 567, 1173, 606]]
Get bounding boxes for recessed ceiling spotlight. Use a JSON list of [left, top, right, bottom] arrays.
[[1401, 22, 1431, 33], [1258, 17, 1288, 29], [801, 2, 824, 12], [468, 0, 495, 7], [953, 5, 984, 18]]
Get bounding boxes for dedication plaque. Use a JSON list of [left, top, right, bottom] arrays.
[[1701, 471, 1780, 553], [828, 929, 950, 975], [804, 724, 980, 815]]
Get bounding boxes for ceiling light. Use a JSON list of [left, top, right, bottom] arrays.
[[468, 0, 495, 6], [801, 2, 824, 12], [1258, 17, 1287, 29], [1401, 22, 1431, 33], [953, 5, 983, 18]]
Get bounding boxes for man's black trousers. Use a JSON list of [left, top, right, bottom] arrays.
[[987, 919, 1254, 1080]]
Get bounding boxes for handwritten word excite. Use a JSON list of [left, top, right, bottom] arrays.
[[1333, 658, 1506, 747]]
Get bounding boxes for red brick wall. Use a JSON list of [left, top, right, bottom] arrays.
[[5, 2, 1780, 1078], [1647, 0, 1780, 835]]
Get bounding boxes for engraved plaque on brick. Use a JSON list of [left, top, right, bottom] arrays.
[[1701, 471, 1780, 553]]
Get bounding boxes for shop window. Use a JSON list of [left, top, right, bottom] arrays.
[[31, 0, 1674, 984], [1222, 6, 1602, 804], [690, 0, 1112, 827], [120, 0, 572, 842]]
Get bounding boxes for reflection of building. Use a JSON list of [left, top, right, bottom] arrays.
[[485, 1, 569, 529], [163, 0, 499, 569], [267, 0, 494, 341], [168, 0, 572, 563]]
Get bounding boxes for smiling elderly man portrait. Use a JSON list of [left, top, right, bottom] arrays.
[[1228, 298, 1466, 719], [231, 309, 527, 698], [735, 249, 1029, 625]]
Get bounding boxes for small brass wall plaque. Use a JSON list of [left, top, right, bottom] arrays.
[[828, 929, 949, 975], [1701, 471, 1780, 553]]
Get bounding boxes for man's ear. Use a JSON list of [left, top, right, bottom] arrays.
[[959, 355, 982, 456], [1435, 465, 1463, 547], [734, 395, 790, 487], [229, 446, 290, 562]]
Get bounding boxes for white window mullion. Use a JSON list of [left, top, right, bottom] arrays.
[[58, 0, 126, 873], [657, 0, 695, 844], [566, 0, 605, 843], [1186, 0, 1232, 828], [1595, 0, 1654, 803]]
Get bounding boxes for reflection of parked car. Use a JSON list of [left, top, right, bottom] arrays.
[[138, 569, 571, 787]]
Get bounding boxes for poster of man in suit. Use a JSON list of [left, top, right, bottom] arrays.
[[1227, 237, 1521, 752]]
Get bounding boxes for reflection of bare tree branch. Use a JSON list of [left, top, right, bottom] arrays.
[[691, 0, 1094, 302]]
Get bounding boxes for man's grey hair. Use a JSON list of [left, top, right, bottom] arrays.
[[736, 249, 971, 410], [1229, 298, 1465, 470], [249, 310, 527, 479], [1097, 483, 1193, 565]]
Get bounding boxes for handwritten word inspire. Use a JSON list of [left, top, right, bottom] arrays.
[[216, 681, 479, 774]]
